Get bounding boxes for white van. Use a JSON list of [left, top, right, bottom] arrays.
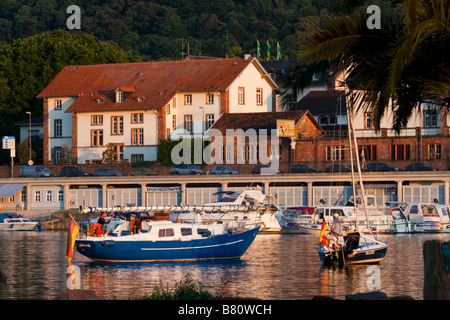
[[19, 166, 54, 177]]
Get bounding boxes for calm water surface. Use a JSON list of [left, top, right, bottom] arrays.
[[0, 230, 448, 300]]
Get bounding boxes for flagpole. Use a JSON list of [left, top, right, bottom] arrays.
[[277, 42, 280, 60], [69, 214, 80, 229]]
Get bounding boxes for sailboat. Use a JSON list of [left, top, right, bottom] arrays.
[[317, 89, 388, 267]]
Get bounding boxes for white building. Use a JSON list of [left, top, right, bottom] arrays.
[[37, 56, 277, 164]]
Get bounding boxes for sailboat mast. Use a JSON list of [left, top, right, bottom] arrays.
[[346, 106, 358, 231], [342, 60, 370, 234], [346, 94, 372, 234], [350, 111, 372, 234]]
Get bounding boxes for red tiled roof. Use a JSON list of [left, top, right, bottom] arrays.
[[209, 110, 316, 133], [37, 58, 258, 112]]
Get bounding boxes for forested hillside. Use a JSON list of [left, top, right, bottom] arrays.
[[0, 0, 401, 60]]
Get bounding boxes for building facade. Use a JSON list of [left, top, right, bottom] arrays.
[[38, 57, 277, 165]]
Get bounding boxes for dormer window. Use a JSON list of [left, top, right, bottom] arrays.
[[116, 89, 123, 103], [136, 96, 144, 102], [96, 98, 103, 104], [114, 86, 135, 103], [312, 72, 322, 81]]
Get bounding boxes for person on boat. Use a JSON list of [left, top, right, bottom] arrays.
[[330, 213, 343, 236], [98, 212, 114, 226], [92, 212, 114, 236], [327, 213, 345, 248]]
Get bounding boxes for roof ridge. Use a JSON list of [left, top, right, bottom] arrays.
[[63, 57, 244, 69]]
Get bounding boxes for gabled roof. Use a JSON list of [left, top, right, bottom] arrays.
[[208, 110, 320, 134], [37, 57, 275, 113]]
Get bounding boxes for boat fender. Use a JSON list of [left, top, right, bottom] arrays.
[[100, 240, 116, 247], [92, 223, 102, 237]]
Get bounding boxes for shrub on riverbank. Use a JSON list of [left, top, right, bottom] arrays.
[[140, 274, 236, 300]]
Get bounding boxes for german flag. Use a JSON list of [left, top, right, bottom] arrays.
[[66, 215, 79, 264], [319, 219, 329, 246]]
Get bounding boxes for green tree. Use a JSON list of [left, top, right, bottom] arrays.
[[59, 144, 73, 164], [102, 144, 118, 164], [16, 138, 36, 165], [0, 30, 140, 164]]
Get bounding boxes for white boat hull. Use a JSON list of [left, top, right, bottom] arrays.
[[0, 222, 39, 231], [295, 223, 322, 234]]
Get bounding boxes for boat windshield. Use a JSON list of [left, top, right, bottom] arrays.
[[422, 205, 438, 216], [386, 202, 408, 212], [220, 195, 239, 203]]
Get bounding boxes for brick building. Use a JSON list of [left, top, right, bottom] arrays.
[[207, 110, 323, 172]]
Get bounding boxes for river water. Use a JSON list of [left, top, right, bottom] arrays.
[[0, 230, 448, 300]]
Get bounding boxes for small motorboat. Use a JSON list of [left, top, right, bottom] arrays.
[[75, 215, 260, 262], [0, 212, 42, 231], [318, 231, 388, 267]]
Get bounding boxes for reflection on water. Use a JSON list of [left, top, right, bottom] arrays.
[[0, 230, 448, 300]]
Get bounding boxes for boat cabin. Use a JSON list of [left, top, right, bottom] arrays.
[[386, 202, 440, 223], [345, 195, 377, 207], [434, 204, 450, 223], [106, 220, 217, 240], [316, 207, 354, 220], [208, 190, 275, 207]]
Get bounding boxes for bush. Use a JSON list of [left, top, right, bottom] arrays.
[[141, 273, 235, 300]]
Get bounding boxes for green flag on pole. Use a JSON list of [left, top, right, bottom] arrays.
[[257, 40, 261, 58], [267, 41, 271, 60]]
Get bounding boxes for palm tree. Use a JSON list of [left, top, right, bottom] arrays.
[[388, 0, 450, 110], [281, 0, 449, 133]]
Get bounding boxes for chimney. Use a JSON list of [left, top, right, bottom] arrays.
[[244, 54, 251, 61]]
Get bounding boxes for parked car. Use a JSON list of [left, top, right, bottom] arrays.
[[288, 165, 321, 173], [364, 163, 401, 172], [93, 168, 125, 176], [19, 166, 54, 177], [60, 166, 91, 177], [170, 164, 206, 175], [132, 168, 157, 176], [405, 163, 438, 171], [210, 166, 242, 175], [324, 164, 356, 173], [251, 165, 282, 175]]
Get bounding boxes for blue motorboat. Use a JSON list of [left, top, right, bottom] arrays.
[[75, 216, 259, 262]]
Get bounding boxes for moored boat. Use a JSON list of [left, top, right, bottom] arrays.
[[299, 195, 393, 235], [318, 231, 388, 267], [277, 206, 316, 233], [317, 93, 389, 267], [75, 215, 259, 262], [386, 201, 450, 233], [0, 212, 42, 231]]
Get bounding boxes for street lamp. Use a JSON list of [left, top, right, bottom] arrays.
[[25, 111, 31, 165], [199, 106, 204, 163]]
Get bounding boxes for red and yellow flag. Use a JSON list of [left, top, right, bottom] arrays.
[[319, 219, 329, 245], [66, 215, 79, 264]]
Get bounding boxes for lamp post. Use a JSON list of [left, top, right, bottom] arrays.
[[199, 106, 204, 164], [25, 111, 31, 164]]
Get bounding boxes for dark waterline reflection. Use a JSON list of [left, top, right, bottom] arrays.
[[0, 231, 448, 300]]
